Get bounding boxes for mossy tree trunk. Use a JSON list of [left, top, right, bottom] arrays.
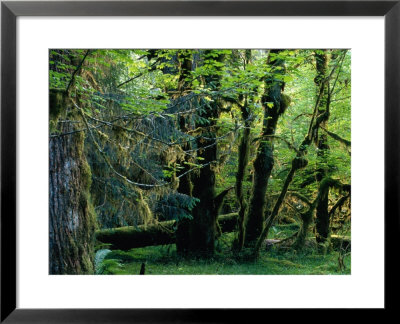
[[244, 50, 287, 247], [313, 50, 331, 244], [293, 177, 350, 250], [175, 51, 195, 255], [252, 153, 308, 256], [49, 90, 96, 274], [232, 50, 254, 251], [293, 209, 314, 250], [178, 51, 225, 257], [234, 106, 252, 250], [292, 51, 347, 250], [252, 51, 344, 257]]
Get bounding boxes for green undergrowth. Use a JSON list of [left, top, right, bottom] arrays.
[[95, 224, 351, 275]]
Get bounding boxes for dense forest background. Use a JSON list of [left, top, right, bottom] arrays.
[[49, 49, 351, 275]]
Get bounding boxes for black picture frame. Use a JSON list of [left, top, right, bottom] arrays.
[[1, 0, 398, 322]]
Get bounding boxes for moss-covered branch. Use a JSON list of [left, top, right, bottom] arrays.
[[320, 126, 351, 148], [293, 177, 350, 250]]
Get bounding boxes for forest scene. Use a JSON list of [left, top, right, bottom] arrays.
[[49, 49, 351, 275]]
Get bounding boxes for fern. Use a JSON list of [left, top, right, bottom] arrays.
[[96, 259, 123, 275], [94, 249, 112, 274], [155, 193, 200, 222]]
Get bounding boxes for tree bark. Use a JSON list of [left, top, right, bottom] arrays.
[[188, 124, 218, 256], [49, 90, 96, 274], [174, 51, 195, 255], [234, 111, 251, 250], [314, 50, 331, 244], [293, 177, 350, 250], [252, 150, 309, 256], [178, 51, 225, 257], [244, 50, 287, 247], [252, 50, 343, 256], [233, 50, 254, 252]]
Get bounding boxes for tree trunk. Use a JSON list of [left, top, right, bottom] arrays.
[[188, 123, 218, 256], [314, 50, 331, 244], [244, 50, 287, 247], [178, 51, 225, 257], [233, 50, 254, 252], [252, 151, 308, 256], [252, 50, 340, 256], [174, 51, 195, 255], [293, 177, 349, 250], [292, 208, 314, 250], [234, 115, 251, 250], [315, 180, 330, 243], [49, 90, 96, 274]]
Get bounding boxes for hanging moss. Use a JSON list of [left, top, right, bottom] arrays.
[[136, 189, 153, 228]]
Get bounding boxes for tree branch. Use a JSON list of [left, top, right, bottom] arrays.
[[66, 49, 92, 94], [320, 126, 351, 147], [116, 58, 161, 88], [329, 194, 350, 218], [287, 191, 312, 206]]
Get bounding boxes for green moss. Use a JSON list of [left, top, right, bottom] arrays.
[[49, 89, 66, 119], [280, 93, 291, 114], [81, 251, 94, 274], [93, 227, 350, 275], [49, 89, 68, 133], [73, 121, 96, 274]]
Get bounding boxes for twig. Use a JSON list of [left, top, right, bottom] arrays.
[[117, 58, 161, 88]]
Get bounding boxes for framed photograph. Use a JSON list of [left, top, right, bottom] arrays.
[[1, 0, 398, 322]]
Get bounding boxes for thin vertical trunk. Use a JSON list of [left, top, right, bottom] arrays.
[[234, 113, 251, 250], [176, 50, 194, 198], [234, 50, 253, 251], [175, 51, 195, 255], [314, 51, 331, 244], [49, 90, 96, 274], [244, 50, 287, 247], [253, 142, 309, 256]]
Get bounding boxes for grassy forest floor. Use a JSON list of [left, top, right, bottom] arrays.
[[96, 224, 351, 275]]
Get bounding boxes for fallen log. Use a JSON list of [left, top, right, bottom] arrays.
[[96, 214, 350, 252], [96, 213, 238, 250]]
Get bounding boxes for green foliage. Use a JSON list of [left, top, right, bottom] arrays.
[[155, 193, 200, 221], [94, 249, 112, 274], [50, 48, 351, 273], [97, 229, 350, 275]]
